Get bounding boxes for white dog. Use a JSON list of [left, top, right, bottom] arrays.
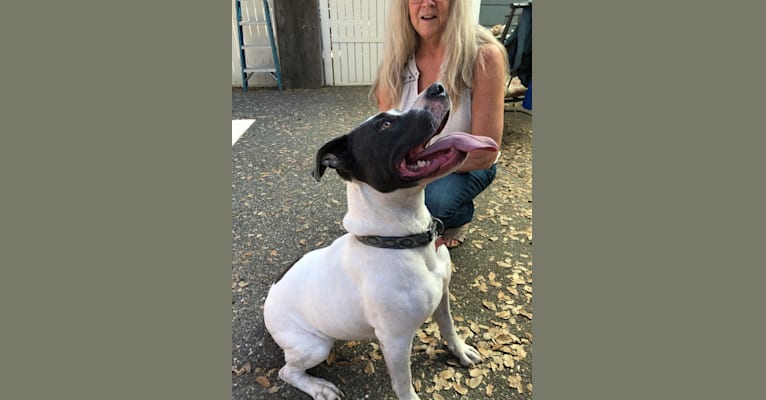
[[264, 83, 498, 400]]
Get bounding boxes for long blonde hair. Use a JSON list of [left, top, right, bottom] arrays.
[[371, 0, 508, 109]]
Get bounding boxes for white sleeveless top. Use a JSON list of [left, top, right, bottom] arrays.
[[398, 56, 499, 163]]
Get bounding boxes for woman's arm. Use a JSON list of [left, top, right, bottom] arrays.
[[457, 43, 506, 172], [376, 87, 393, 112]]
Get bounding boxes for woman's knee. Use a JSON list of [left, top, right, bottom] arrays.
[[424, 186, 456, 217]]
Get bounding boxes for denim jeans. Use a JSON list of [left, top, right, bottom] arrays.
[[424, 164, 497, 229]]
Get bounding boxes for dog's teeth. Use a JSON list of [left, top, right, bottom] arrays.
[[407, 159, 432, 171]]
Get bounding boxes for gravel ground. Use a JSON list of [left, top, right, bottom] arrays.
[[232, 86, 532, 400]]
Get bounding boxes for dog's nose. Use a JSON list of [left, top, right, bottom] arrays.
[[426, 83, 446, 98]]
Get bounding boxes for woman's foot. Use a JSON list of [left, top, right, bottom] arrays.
[[441, 223, 470, 249], [506, 77, 527, 98]]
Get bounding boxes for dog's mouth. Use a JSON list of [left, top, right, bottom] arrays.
[[397, 117, 498, 180]]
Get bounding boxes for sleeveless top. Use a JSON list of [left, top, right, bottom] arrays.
[[397, 56, 499, 163]]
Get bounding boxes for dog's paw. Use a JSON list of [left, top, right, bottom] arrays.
[[449, 341, 483, 368], [309, 379, 344, 400], [280, 366, 344, 400]]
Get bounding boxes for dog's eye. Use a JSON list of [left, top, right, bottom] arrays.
[[380, 120, 392, 130]]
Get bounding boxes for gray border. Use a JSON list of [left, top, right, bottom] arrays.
[[1, 2, 230, 399], [4, 1, 763, 399], [535, 1, 764, 399]]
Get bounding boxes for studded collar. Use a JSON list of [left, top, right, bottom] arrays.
[[354, 218, 444, 249]]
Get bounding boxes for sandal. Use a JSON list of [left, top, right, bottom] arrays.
[[506, 77, 528, 98], [441, 223, 470, 249], [506, 83, 527, 98]]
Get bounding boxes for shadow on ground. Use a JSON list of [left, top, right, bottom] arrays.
[[232, 87, 532, 399]]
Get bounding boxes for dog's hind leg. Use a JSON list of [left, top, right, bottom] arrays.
[[276, 335, 342, 400], [432, 291, 482, 368]]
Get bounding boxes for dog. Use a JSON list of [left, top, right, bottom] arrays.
[[263, 83, 499, 400]]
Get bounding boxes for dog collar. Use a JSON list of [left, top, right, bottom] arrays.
[[355, 218, 444, 249]]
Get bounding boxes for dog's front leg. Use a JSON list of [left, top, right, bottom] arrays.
[[432, 291, 482, 367], [377, 333, 420, 400]]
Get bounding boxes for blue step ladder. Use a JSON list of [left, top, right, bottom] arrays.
[[235, 0, 283, 92]]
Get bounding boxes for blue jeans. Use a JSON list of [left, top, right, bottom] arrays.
[[425, 164, 497, 229]]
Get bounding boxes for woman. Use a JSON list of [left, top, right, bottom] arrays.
[[372, 0, 509, 248]]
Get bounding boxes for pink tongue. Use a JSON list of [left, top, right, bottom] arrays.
[[417, 132, 498, 158]]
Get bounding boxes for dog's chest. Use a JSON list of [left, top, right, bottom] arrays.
[[346, 244, 451, 313], [346, 242, 450, 283]]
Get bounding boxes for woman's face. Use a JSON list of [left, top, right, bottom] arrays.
[[407, 0, 451, 42]]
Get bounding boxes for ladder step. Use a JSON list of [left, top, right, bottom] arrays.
[[239, 21, 269, 26], [244, 67, 276, 73], [241, 44, 273, 49]]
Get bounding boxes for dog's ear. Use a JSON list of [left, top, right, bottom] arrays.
[[312, 134, 350, 182]]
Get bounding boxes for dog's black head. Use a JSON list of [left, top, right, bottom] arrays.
[[312, 83, 498, 193]]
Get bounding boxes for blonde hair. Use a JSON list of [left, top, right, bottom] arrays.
[[371, 0, 508, 109]]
